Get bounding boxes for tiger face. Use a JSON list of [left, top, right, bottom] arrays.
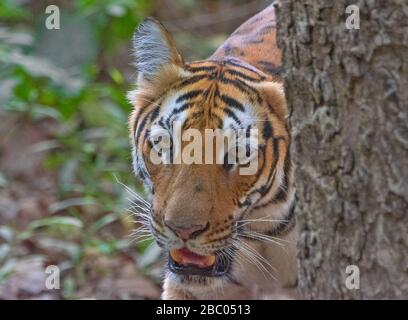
[[128, 18, 293, 297]]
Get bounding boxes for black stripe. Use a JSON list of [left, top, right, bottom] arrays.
[[158, 117, 165, 128], [219, 77, 251, 95], [234, 78, 263, 104], [245, 125, 251, 139], [175, 74, 208, 89], [219, 77, 263, 104], [173, 103, 191, 115], [135, 105, 160, 144], [164, 117, 171, 129], [235, 154, 267, 208], [257, 61, 283, 77], [238, 198, 252, 208], [236, 139, 279, 212], [254, 146, 291, 208], [273, 150, 291, 203], [256, 138, 280, 196], [186, 65, 217, 73], [131, 98, 162, 137], [225, 59, 264, 77], [165, 102, 193, 129], [176, 90, 203, 103], [225, 69, 263, 82], [248, 133, 278, 200], [237, 139, 280, 209], [223, 108, 242, 126], [136, 165, 151, 192], [150, 106, 160, 122], [266, 200, 296, 237], [263, 120, 273, 140], [220, 94, 245, 112]]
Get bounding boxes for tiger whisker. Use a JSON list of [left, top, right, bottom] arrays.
[[126, 205, 150, 215], [127, 198, 150, 210], [114, 176, 151, 208], [250, 231, 294, 245], [239, 239, 278, 272], [238, 218, 288, 224], [243, 229, 294, 245], [232, 238, 277, 281], [239, 231, 289, 247], [232, 240, 276, 281], [237, 213, 289, 224], [126, 197, 151, 212], [237, 219, 289, 228], [125, 209, 151, 225], [129, 228, 152, 236], [126, 207, 151, 220], [127, 236, 153, 246]]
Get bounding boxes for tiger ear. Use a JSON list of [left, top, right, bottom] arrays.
[[132, 18, 184, 91]]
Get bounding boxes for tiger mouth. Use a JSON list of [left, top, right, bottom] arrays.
[[168, 248, 230, 277]]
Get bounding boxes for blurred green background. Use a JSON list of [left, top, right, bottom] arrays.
[[0, 0, 270, 299]]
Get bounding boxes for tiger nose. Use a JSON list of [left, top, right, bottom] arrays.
[[165, 222, 208, 240]]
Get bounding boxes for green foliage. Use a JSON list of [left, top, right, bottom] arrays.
[[0, 0, 155, 298], [0, 0, 32, 21]]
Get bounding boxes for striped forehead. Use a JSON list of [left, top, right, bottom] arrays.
[[156, 80, 258, 131]]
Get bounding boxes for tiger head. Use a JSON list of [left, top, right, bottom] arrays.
[[128, 19, 292, 295]]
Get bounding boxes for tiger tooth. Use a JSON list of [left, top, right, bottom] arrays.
[[170, 249, 216, 268], [170, 250, 182, 264], [206, 255, 216, 267]]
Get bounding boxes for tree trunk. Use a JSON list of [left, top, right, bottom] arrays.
[[275, 0, 408, 299]]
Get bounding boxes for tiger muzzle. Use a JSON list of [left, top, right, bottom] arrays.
[[168, 248, 230, 277]]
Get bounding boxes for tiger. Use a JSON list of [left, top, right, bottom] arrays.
[[127, 4, 298, 300]]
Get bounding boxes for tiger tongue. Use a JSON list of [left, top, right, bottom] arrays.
[[170, 248, 216, 268]]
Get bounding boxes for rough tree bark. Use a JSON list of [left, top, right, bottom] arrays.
[[275, 0, 408, 299]]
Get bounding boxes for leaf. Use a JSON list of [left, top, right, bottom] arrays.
[[48, 197, 96, 213], [59, 159, 79, 192], [0, 244, 11, 262], [109, 68, 124, 84], [63, 276, 76, 299], [27, 216, 84, 231], [88, 213, 119, 233], [0, 50, 84, 92], [35, 237, 80, 259], [137, 242, 161, 269], [0, 172, 8, 188], [0, 226, 14, 242], [30, 140, 60, 154], [31, 105, 62, 121]]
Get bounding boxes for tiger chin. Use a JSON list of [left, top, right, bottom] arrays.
[[127, 4, 299, 300]]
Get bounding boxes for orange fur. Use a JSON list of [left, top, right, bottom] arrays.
[[211, 5, 282, 79], [128, 4, 297, 300]]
